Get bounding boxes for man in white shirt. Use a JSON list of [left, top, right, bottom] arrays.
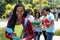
[[25, 9, 34, 22], [43, 7, 55, 40]]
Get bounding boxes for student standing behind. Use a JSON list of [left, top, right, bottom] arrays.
[[33, 10, 42, 40], [24, 9, 34, 22], [40, 9, 48, 40], [43, 7, 55, 40]]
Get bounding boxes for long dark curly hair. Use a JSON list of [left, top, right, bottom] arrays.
[[7, 4, 25, 31]]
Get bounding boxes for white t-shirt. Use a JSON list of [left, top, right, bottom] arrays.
[[46, 13, 55, 33], [33, 17, 42, 32], [40, 15, 48, 31], [26, 15, 34, 22]]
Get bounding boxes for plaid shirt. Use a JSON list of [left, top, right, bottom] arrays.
[[5, 18, 34, 40]]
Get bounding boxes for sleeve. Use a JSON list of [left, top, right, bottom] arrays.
[[5, 31, 12, 38], [48, 14, 54, 21], [30, 16, 34, 22], [5, 27, 13, 39], [6, 28, 13, 34], [26, 20, 34, 40], [51, 14, 54, 20], [40, 16, 43, 21], [5, 20, 12, 39], [39, 17, 42, 22]]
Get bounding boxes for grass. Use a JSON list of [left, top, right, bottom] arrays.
[[0, 28, 9, 40], [54, 29, 60, 36]]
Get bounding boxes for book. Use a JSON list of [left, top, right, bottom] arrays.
[[31, 22, 40, 26], [42, 19, 50, 28]]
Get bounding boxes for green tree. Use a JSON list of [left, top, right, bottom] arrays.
[[0, 2, 6, 18], [5, 0, 17, 4]]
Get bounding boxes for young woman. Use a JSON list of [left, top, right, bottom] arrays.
[[33, 10, 42, 40], [5, 4, 34, 40]]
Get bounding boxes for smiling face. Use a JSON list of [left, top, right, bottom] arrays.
[[36, 12, 39, 18], [16, 7, 24, 19], [43, 10, 47, 16]]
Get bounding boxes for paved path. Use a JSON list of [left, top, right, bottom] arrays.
[[0, 19, 60, 30], [32, 35, 60, 40], [0, 21, 8, 28]]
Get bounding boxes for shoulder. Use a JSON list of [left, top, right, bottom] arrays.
[[49, 13, 54, 17], [40, 16, 44, 20], [29, 15, 34, 17], [48, 13, 55, 20], [24, 18, 31, 24]]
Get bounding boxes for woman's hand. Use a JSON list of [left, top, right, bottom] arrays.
[[19, 38, 26, 40], [32, 24, 35, 27], [19, 39, 23, 40], [9, 32, 16, 38], [11, 32, 17, 38], [40, 23, 42, 27], [12, 32, 16, 36]]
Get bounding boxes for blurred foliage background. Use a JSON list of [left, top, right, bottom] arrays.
[[0, 0, 60, 40], [0, 0, 60, 18]]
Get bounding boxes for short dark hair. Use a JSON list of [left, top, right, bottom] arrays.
[[23, 9, 31, 18], [43, 7, 51, 12]]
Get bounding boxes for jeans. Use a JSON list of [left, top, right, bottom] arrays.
[[42, 31, 47, 40], [34, 32, 41, 40], [47, 32, 54, 40], [34, 31, 47, 40]]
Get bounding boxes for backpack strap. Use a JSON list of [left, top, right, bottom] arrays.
[[24, 19, 28, 31], [20, 19, 28, 39]]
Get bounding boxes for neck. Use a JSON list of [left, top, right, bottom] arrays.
[[26, 15, 30, 18], [17, 17, 22, 21], [36, 17, 39, 19], [48, 12, 50, 14], [44, 15, 47, 17]]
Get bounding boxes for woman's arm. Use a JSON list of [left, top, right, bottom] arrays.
[[5, 20, 13, 40]]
